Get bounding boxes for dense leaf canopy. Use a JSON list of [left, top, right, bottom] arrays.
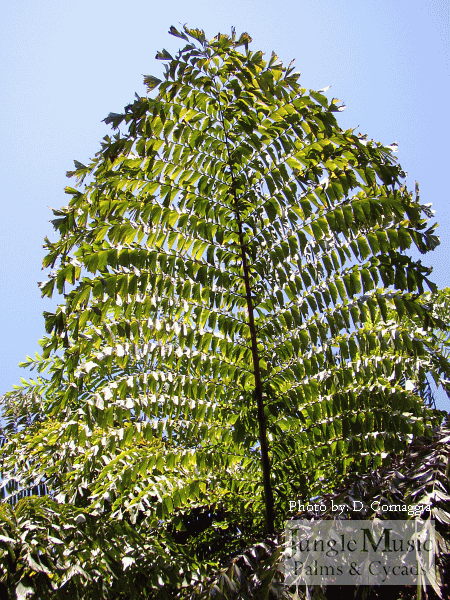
[[1, 25, 449, 598]]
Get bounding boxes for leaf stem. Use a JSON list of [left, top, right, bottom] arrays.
[[215, 94, 275, 534]]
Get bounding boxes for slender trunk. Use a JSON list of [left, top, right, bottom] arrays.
[[217, 99, 275, 534], [235, 220, 275, 535]]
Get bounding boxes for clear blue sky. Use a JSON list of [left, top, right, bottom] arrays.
[[1, 0, 449, 410]]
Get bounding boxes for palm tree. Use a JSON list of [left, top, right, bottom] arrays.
[[0, 25, 448, 598]]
